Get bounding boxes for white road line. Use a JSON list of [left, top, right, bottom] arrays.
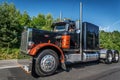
[[0, 66, 19, 69]]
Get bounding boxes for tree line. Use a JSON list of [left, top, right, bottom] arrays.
[[100, 30, 120, 51], [0, 2, 120, 52], [0, 2, 60, 48]]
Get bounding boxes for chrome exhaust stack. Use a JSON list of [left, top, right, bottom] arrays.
[[79, 2, 83, 60]]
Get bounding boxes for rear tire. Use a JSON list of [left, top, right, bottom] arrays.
[[35, 49, 59, 77], [105, 52, 113, 64], [113, 51, 119, 63]]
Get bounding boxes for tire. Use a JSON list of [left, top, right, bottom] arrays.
[[113, 51, 119, 63], [105, 52, 113, 64], [31, 58, 39, 78], [35, 49, 59, 77]]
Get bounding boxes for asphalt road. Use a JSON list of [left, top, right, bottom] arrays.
[[0, 60, 120, 80]]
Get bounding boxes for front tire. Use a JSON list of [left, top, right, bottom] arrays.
[[35, 49, 59, 77]]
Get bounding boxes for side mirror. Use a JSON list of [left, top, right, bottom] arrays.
[[76, 30, 80, 33]]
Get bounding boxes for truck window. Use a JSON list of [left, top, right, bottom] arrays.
[[54, 25, 66, 32], [68, 25, 75, 32]]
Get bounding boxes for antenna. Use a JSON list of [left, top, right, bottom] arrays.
[[60, 11, 62, 21], [80, 2, 83, 57]]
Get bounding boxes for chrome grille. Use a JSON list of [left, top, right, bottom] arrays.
[[20, 30, 28, 54]]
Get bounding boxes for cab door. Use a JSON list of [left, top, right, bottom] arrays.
[[68, 24, 78, 49]]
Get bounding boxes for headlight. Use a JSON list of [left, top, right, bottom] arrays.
[[28, 41, 35, 49]]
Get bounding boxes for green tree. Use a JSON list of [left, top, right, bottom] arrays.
[[42, 13, 53, 30], [100, 30, 120, 51], [19, 11, 31, 27], [30, 13, 46, 29], [0, 2, 22, 48], [54, 18, 61, 22]]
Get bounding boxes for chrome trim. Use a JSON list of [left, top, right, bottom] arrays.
[[63, 49, 79, 52], [26, 28, 33, 54], [83, 52, 99, 62], [20, 28, 33, 54], [65, 54, 82, 62], [83, 49, 99, 52]]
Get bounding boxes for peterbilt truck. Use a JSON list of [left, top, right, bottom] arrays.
[[20, 20, 119, 77]]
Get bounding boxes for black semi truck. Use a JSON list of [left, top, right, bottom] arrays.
[[19, 3, 119, 77], [19, 20, 119, 77]]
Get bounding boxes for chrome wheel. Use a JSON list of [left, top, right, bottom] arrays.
[[115, 53, 119, 61], [113, 52, 119, 63], [40, 55, 56, 72], [108, 53, 112, 62], [105, 52, 113, 64], [35, 49, 59, 76]]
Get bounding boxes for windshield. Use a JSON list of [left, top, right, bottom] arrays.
[[54, 25, 66, 32]]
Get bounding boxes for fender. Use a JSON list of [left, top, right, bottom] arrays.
[[29, 43, 65, 63]]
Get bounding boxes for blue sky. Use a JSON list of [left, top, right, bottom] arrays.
[[1, 0, 120, 32]]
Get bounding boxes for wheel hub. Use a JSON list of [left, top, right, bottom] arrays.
[[115, 54, 119, 61], [108, 53, 112, 62], [41, 55, 55, 72]]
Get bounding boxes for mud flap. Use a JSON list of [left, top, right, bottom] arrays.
[[30, 58, 40, 78], [61, 62, 72, 72], [61, 62, 67, 70]]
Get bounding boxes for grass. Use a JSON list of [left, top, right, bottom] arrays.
[[0, 47, 119, 60], [0, 48, 30, 60]]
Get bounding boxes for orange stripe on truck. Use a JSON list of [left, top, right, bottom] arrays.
[[61, 35, 70, 49]]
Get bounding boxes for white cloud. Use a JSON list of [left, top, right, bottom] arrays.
[[100, 26, 110, 32], [99, 19, 120, 32]]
